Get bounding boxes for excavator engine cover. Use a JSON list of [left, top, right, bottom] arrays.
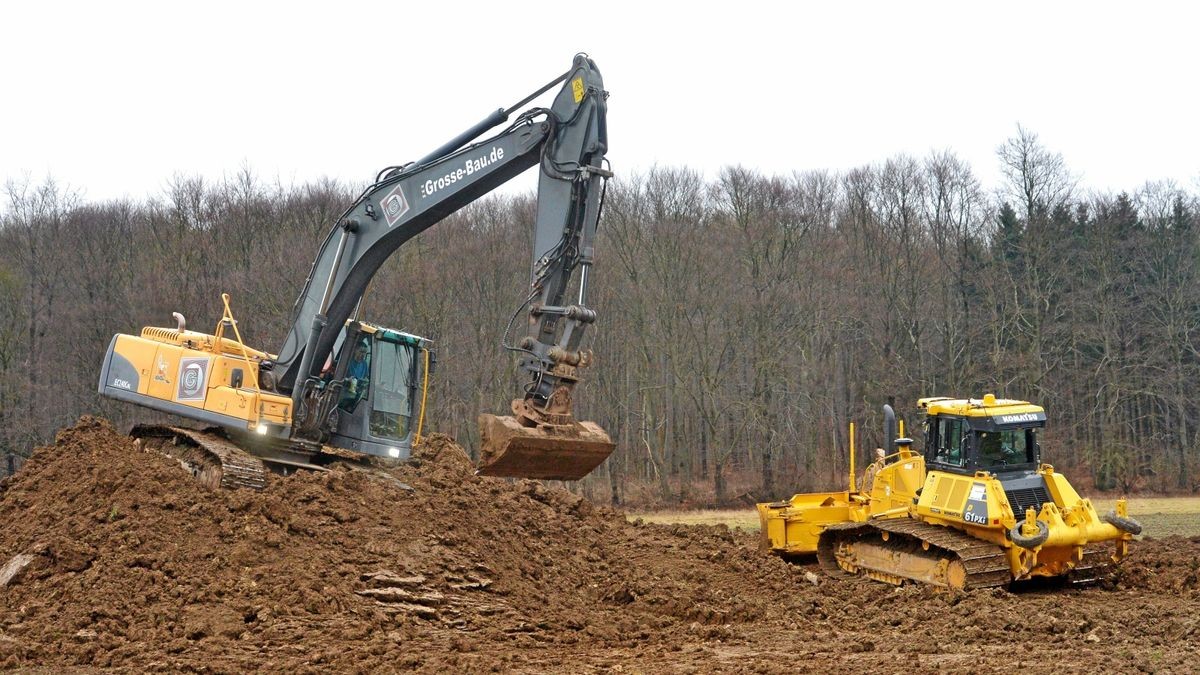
[[477, 414, 614, 480]]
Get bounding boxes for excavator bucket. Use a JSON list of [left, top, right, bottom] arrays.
[[476, 414, 615, 480]]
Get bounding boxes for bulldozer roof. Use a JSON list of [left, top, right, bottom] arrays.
[[917, 394, 1044, 419]]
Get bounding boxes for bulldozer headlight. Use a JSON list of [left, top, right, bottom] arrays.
[[388, 447, 400, 458], [256, 423, 270, 435]]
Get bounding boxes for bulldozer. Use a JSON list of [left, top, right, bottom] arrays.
[[97, 54, 615, 488], [758, 395, 1141, 590]]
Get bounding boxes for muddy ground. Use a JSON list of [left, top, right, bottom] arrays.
[[0, 417, 1195, 673]]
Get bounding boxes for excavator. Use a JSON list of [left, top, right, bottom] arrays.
[[96, 54, 615, 489], [758, 396, 1141, 590]]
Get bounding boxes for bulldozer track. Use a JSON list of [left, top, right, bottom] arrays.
[[817, 519, 1011, 590], [132, 425, 267, 490]]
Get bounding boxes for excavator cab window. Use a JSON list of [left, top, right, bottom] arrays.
[[367, 338, 418, 442], [338, 339, 372, 412]]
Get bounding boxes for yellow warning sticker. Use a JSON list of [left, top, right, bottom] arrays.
[[571, 77, 584, 103]]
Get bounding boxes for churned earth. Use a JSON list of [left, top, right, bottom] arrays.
[[0, 417, 1194, 673]]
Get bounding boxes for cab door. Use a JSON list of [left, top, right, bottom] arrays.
[[365, 337, 417, 444]]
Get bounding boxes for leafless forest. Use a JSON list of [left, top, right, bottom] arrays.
[[2, 128, 1198, 506]]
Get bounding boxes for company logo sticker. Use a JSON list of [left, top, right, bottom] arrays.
[[380, 185, 410, 227], [962, 481, 989, 525], [154, 354, 171, 383], [176, 357, 210, 401]]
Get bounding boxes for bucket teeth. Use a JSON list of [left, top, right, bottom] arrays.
[[476, 414, 614, 480]]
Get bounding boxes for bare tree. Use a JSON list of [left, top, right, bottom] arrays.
[[997, 124, 1075, 222]]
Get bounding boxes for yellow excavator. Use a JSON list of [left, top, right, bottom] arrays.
[[97, 54, 615, 488], [758, 396, 1140, 589]]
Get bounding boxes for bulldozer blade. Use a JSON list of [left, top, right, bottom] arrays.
[[476, 414, 614, 480]]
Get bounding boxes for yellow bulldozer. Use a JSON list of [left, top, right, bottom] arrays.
[[757, 395, 1140, 590]]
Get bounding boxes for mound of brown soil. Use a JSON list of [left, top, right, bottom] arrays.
[[0, 417, 1196, 673], [0, 418, 801, 671]]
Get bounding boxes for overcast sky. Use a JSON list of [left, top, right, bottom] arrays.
[[2, 1, 1197, 205]]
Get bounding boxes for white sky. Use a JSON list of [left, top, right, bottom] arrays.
[[2, 0, 1198, 204]]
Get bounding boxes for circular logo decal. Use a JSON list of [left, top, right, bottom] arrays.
[[182, 363, 204, 396]]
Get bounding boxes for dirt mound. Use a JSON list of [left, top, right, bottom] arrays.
[[1113, 535, 1200, 595], [0, 417, 1195, 673], [0, 418, 800, 671]]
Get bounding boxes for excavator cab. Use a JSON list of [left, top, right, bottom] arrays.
[[327, 322, 432, 460]]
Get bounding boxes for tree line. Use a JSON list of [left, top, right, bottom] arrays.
[[2, 128, 1198, 506]]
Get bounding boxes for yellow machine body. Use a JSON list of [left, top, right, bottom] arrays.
[[101, 306, 433, 458], [99, 327, 293, 433], [757, 449, 924, 554], [758, 395, 1138, 588], [911, 465, 1131, 581]]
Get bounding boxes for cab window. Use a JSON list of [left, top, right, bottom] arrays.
[[369, 340, 416, 442], [934, 418, 964, 466], [978, 428, 1035, 466], [338, 339, 372, 412]]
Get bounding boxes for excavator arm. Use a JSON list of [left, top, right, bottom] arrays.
[[274, 54, 613, 479]]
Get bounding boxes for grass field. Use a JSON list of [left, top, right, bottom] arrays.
[[632, 496, 1200, 537]]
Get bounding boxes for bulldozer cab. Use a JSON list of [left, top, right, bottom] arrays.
[[920, 395, 1045, 475], [328, 321, 432, 459]]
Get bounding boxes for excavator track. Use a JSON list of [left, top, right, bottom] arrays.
[[817, 519, 1011, 590], [131, 425, 267, 490]]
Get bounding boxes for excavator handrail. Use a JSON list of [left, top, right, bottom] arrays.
[[413, 347, 431, 448], [215, 293, 263, 426]]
